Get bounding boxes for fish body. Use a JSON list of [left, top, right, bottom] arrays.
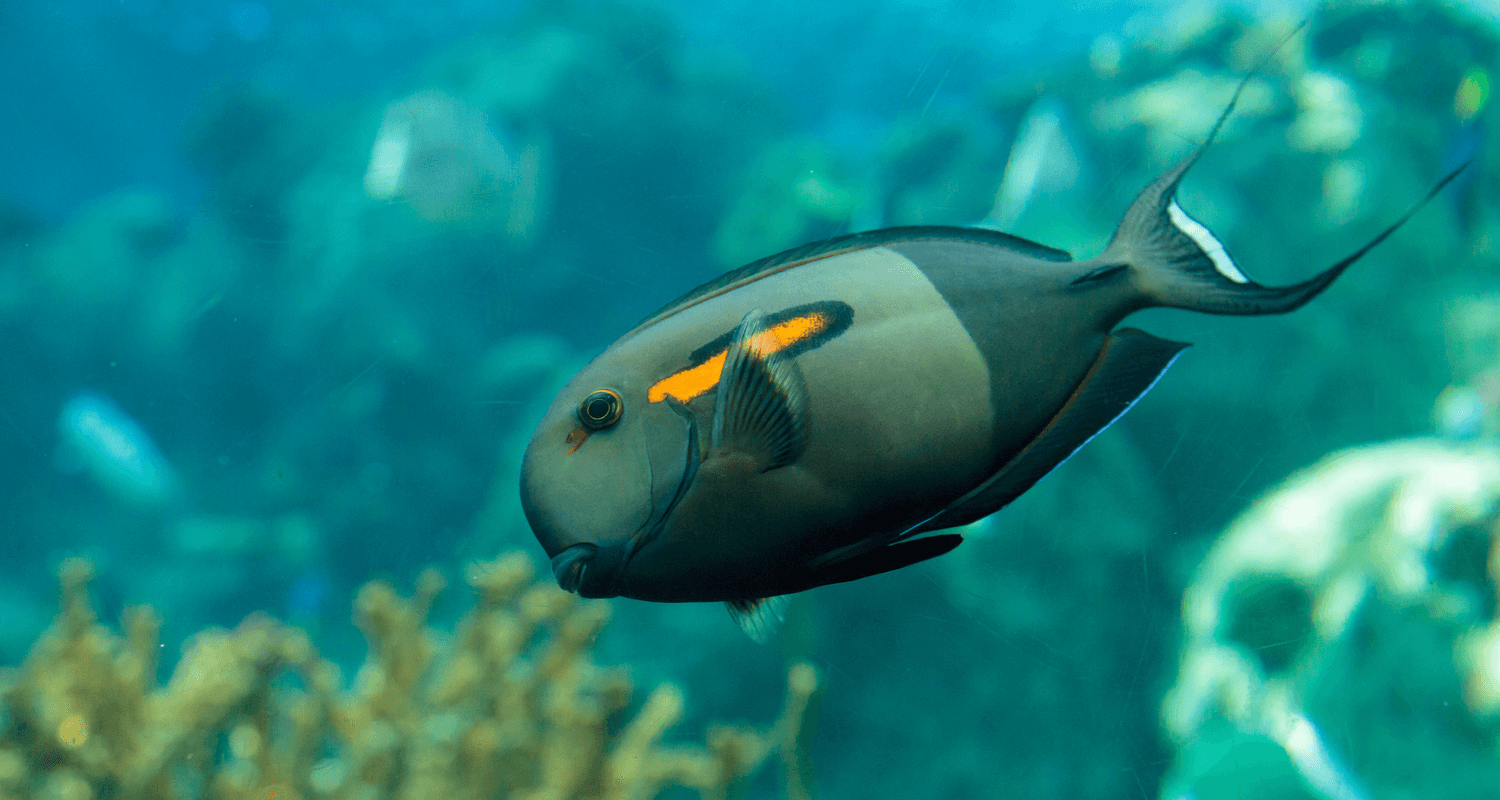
[[520, 74, 1463, 640], [666, 236, 1110, 592]]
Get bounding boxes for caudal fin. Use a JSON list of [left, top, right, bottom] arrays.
[[1096, 70, 1467, 316]]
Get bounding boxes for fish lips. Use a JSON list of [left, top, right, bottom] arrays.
[[551, 542, 618, 596], [550, 541, 632, 598], [551, 543, 594, 591]]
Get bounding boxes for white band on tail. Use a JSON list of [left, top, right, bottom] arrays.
[[1168, 200, 1248, 284]]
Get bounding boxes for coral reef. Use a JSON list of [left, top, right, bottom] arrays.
[[5, 2, 1500, 799], [1160, 439, 1500, 800], [0, 554, 818, 800]]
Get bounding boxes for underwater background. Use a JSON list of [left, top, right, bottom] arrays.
[[4, 0, 1500, 798]]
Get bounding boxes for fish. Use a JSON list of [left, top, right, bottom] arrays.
[[519, 73, 1465, 642], [364, 90, 547, 238], [56, 392, 180, 510], [981, 94, 1086, 232]]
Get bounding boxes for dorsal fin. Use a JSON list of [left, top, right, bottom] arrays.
[[630, 226, 1072, 334], [906, 328, 1189, 535]]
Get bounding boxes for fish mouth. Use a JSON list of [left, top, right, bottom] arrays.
[[551, 543, 597, 593]]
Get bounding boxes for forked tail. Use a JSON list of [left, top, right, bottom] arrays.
[[1089, 37, 1466, 316]]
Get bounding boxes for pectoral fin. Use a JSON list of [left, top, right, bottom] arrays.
[[711, 308, 809, 471], [726, 595, 791, 643]]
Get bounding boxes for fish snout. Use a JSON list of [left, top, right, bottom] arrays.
[[551, 544, 597, 594]]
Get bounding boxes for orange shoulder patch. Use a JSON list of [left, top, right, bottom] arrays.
[[647, 301, 852, 404]]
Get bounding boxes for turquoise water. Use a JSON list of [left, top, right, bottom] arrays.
[[2, 2, 1498, 798]]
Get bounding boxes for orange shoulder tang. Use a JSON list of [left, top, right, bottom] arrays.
[[648, 301, 853, 404]]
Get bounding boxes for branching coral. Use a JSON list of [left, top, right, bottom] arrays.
[[0, 554, 818, 800]]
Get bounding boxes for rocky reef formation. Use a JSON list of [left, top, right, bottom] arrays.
[[1160, 438, 1500, 800]]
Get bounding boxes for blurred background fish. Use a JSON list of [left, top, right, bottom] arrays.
[[980, 94, 1088, 231], [364, 90, 549, 239], [55, 392, 181, 511]]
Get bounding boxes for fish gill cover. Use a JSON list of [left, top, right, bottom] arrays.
[[0, 1, 1497, 798]]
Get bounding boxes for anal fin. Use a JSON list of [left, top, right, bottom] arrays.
[[814, 534, 964, 587], [712, 308, 809, 471], [726, 595, 790, 643], [909, 327, 1189, 534]]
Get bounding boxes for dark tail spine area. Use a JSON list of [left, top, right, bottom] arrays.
[[1096, 61, 1468, 316]]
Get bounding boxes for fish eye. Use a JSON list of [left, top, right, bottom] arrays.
[[577, 389, 624, 430]]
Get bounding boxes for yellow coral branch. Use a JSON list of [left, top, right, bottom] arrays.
[[0, 554, 819, 800]]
